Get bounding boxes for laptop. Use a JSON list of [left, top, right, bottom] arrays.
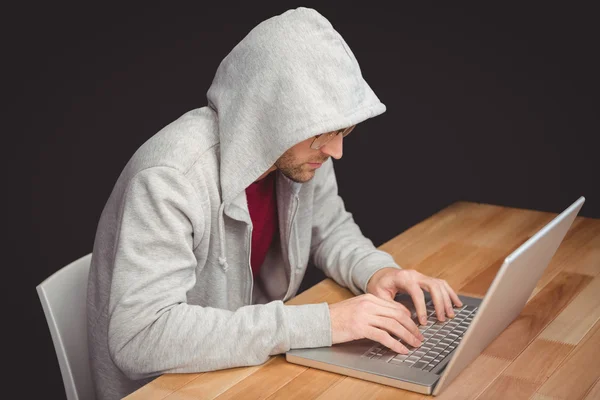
[[286, 196, 585, 395]]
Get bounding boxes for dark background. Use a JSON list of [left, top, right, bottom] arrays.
[[7, 2, 598, 398]]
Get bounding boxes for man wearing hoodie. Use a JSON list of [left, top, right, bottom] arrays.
[[86, 7, 462, 399]]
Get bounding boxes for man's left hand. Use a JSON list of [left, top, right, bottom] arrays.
[[366, 268, 463, 325]]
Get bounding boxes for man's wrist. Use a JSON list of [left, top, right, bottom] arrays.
[[366, 266, 401, 294], [351, 253, 403, 295]]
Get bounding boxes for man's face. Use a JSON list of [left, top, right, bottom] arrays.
[[275, 129, 345, 183]]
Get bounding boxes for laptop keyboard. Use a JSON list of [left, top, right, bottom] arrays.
[[363, 301, 478, 372]]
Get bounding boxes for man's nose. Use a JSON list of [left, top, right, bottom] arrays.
[[320, 133, 343, 159]]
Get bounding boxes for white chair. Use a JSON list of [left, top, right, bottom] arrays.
[[37, 253, 95, 400]]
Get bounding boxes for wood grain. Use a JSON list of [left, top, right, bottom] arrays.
[[411, 241, 505, 291], [379, 202, 505, 269], [461, 207, 553, 250], [583, 378, 600, 400], [535, 322, 600, 400], [562, 218, 600, 248], [213, 357, 306, 400], [265, 368, 343, 400], [482, 272, 592, 360], [125, 373, 201, 400], [435, 355, 509, 400], [530, 218, 600, 298], [162, 363, 267, 400], [313, 377, 385, 399], [477, 375, 539, 400], [371, 385, 430, 400], [562, 246, 600, 277], [539, 276, 600, 345], [502, 339, 574, 383], [529, 394, 559, 400], [458, 256, 507, 298]]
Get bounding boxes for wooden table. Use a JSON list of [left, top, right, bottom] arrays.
[[125, 201, 600, 400]]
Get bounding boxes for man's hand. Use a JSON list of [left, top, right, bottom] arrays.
[[328, 294, 425, 354], [366, 267, 463, 325]]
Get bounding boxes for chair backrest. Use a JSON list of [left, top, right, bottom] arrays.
[[37, 253, 95, 400]]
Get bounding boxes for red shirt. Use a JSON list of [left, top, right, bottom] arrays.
[[245, 172, 278, 278]]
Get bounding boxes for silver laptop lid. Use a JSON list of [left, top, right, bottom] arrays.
[[433, 196, 585, 395]]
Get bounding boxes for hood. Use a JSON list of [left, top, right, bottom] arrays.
[[205, 7, 386, 271]]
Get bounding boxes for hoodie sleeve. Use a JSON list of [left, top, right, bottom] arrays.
[[107, 166, 331, 380], [310, 159, 402, 296]]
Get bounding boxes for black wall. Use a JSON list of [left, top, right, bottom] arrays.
[[8, 2, 598, 399]]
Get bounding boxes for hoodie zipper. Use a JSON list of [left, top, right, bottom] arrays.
[[247, 225, 253, 304], [283, 195, 300, 301]]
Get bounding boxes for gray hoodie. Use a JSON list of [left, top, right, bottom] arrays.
[[87, 7, 401, 400]]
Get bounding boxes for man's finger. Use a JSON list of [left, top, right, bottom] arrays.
[[369, 304, 424, 341], [440, 284, 455, 319], [365, 326, 409, 355], [425, 283, 447, 322], [404, 284, 428, 325], [443, 280, 463, 307], [370, 316, 422, 348], [366, 293, 412, 317]]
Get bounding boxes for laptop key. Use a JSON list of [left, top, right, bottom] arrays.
[[412, 361, 428, 370], [363, 349, 377, 357], [424, 365, 435, 372], [389, 358, 405, 365], [427, 340, 440, 348]]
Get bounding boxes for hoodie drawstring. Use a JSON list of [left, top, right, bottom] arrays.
[[217, 202, 229, 271]]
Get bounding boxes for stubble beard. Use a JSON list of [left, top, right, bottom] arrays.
[[275, 152, 325, 183]]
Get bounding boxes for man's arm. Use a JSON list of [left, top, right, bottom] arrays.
[[309, 159, 401, 295], [107, 167, 331, 380]]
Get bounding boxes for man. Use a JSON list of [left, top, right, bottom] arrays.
[[87, 7, 462, 399]]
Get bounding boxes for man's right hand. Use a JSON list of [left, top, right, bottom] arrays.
[[328, 294, 424, 354]]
